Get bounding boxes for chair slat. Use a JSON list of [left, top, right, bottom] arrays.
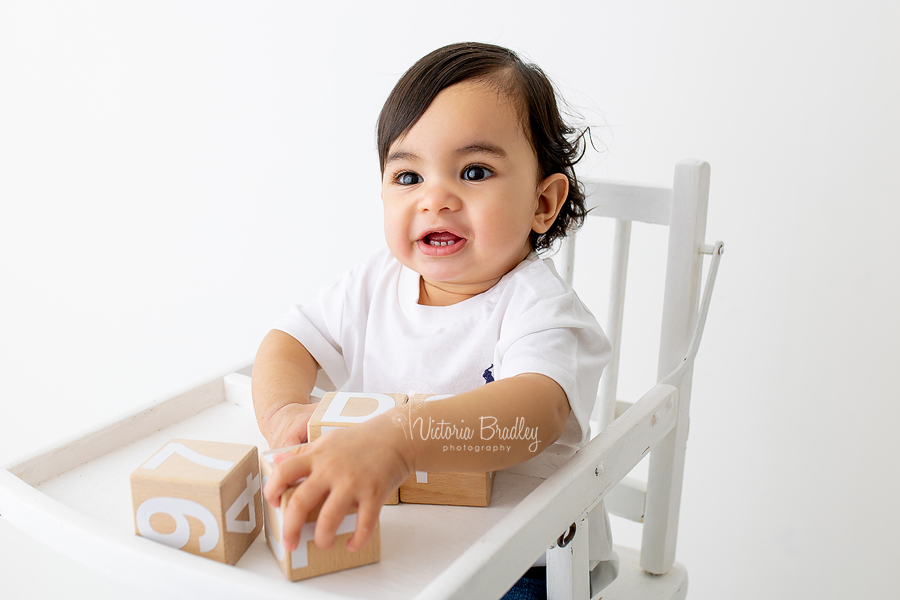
[[591, 219, 632, 435], [581, 180, 672, 226], [546, 517, 590, 600], [614, 400, 633, 420], [641, 160, 710, 574], [605, 477, 647, 523]]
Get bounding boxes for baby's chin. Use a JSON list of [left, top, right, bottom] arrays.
[[413, 254, 518, 286], [418, 271, 506, 303]]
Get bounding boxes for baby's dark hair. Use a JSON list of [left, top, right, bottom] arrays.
[[377, 42, 588, 253]]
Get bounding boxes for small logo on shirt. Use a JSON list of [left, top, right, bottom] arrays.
[[482, 364, 494, 384]]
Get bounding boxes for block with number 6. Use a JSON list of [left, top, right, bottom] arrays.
[[130, 439, 263, 565]]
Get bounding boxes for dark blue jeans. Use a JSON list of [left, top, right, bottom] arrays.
[[501, 567, 547, 600]]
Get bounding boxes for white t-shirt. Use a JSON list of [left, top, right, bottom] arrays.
[[275, 247, 610, 447]]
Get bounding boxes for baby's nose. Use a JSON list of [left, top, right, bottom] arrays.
[[418, 181, 462, 213]]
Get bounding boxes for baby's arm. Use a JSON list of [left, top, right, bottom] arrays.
[[264, 372, 569, 553], [252, 329, 320, 448], [399, 373, 569, 471]]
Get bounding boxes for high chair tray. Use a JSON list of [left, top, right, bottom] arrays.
[[0, 369, 551, 600]]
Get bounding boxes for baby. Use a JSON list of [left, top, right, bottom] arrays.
[[253, 42, 611, 569]]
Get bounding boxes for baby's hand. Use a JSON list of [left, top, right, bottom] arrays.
[[264, 413, 412, 553], [264, 402, 317, 449]]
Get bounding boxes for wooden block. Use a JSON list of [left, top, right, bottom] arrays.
[[399, 470, 494, 507], [307, 392, 408, 441], [307, 392, 407, 505], [130, 439, 263, 565], [399, 394, 494, 507], [260, 447, 381, 580]]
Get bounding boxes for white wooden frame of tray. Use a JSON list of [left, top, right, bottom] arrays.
[[0, 368, 688, 600]]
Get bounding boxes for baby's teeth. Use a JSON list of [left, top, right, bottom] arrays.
[[428, 239, 456, 247]]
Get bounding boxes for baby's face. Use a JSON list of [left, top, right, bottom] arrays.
[[381, 80, 546, 305]]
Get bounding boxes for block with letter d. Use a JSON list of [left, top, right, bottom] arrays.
[[398, 394, 494, 507], [130, 439, 263, 565], [307, 392, 408, 441], [260, 447, 381, 581], [308, 392, 407, 504]]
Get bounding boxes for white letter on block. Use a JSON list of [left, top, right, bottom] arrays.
[[141, 442, 235, 471], [321, 393, 396, 424], [262, 474, 286, 561], [291, 514, 358, 569], [136, 497, 220, 552], [424, 395, 454, 402], [226, 473, 261, 534]]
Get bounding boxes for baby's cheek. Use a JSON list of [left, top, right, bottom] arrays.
[[382, 219, 411, 259]]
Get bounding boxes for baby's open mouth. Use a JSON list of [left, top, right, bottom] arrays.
[[423, 232, 464, 247]]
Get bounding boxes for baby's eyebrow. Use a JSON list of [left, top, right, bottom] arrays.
[[384, 150, 418, 166], [455, 142, 507, 159], [384, 142, 507, 167]]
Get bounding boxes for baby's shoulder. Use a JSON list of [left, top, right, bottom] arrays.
[[500, 254, 572, 302]]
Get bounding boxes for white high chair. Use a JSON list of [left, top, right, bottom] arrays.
[[0, 159, 722, 600]]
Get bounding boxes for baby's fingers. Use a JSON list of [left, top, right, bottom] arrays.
[[282, 479, 328, 553], [264, 450, 309, 507], [313, 491, 354, 551], [272, 445, 304, 465], [347, 499, 381, 552]]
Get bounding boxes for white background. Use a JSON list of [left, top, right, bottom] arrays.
[[2, 1, 898, 598]]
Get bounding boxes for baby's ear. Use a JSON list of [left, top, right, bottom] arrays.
[[532, 173, 569, 234]]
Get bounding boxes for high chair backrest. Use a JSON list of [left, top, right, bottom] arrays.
[[554, 159, 712, 574]]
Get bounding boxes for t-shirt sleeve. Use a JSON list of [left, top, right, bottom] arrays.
[[271, 250, 386, 391], [273, 296, 350, 391], [496, 291, 611, 448]]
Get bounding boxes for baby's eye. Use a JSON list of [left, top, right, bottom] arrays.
[[395, 171, 423, 186], [462, 165, 493, 181]]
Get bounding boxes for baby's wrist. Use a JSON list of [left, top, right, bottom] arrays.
[[262, 402, 311, 445], [264, 399, 307, 423], [262, 402, 290, 433], [376, 405, 418, 473]]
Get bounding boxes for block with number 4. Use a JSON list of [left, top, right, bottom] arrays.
[[130, 439, 263, 565], [398, 394, 494, 507], [260, 447, 381, 580], [307, 392, 407, 505]]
